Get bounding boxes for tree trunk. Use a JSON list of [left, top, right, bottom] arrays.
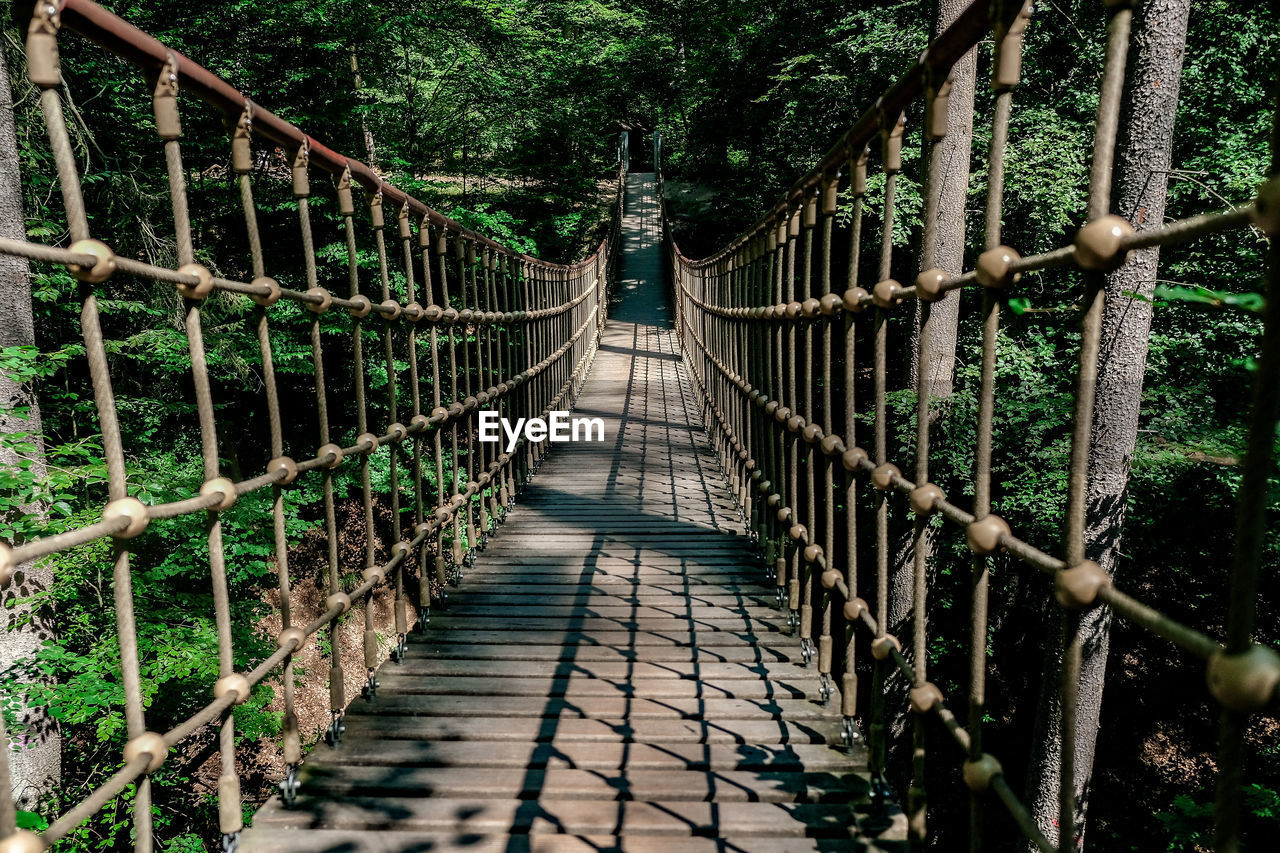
[[885, 0, 977, 768], [0, 40, 60, 811], [911, 0, 976, 402], [1024, 1, 1190, 847], [350, 48, 378, 169]]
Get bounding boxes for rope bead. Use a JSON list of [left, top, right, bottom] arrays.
[[250, 276, 281, 307], [1207, 645, 1280, 712], [871, 463, 900, 491], [268, 456, 298, 485], [975, 246, 1022, 289], [842, 446, 869, 472], [914, 268, 947, 302], [1054, 560, 1111, 609], [103, 497, 149, 539], [870, 634, 901, 660], [277, 627, 306, 651], [199, 477, 237, 511], [67, 239, 115, 283], [909, 682, 944, 714], [842, 286, 870, 313], [1074, 215, 1134, 271], [962, 754, 1004, 792], [872, 278, 902, 309], [347, 294, 372, 318], [123, 731, 168, 773], [909, 483, 944, 515], [305, 286, 333, 313], [214, 673, 251, 705], [844, 597, 869, 622], [966, 514, 1010, 555], [176, 263, 213, 300], [1252, 178, 1280, 236]]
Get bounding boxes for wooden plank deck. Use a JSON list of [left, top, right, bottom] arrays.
[[241, 173, 900, 852]]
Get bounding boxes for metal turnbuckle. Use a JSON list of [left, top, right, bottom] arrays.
[[362, 667, 379, 700], [325, 709, 345, 746], [416, 607, 431, 632], [774, 586, 785, 607], [800, 637, 815, 665], [279, 763, 300, 808], [842, 716, 862, 748], [221, 832, 240, 853], [391, 633, 408, 663], [787, 609, 800, 632], [819, 673, 834, 703]]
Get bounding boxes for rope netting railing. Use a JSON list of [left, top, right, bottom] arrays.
[[667, 0, 1278, 851], [0, 0, 619, 849]]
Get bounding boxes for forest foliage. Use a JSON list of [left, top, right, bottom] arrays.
[[0, 0, 1277, 850]]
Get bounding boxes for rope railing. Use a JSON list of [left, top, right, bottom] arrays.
[[0, 0, 619, 849], [666, 1, 1279, 851]]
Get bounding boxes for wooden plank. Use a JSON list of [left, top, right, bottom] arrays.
[[237, 829, 869, 853], [405, 629, 782, 647], [293, 766, 867, 803], [371, 674, 816, 700], [420, 618, 788, 639], [337, 716, 842, 745], [448, 591, 779, 607], [391, 659, 816, 683], [252, 796, 855, 837], [436, 604, 770, 621], [309, 739, 858, 772], [405, 643, 797, 664], [340, 695, 836, 721]]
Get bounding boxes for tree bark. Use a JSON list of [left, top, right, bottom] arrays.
[[350, 48, 378, 169], [1024, 1, 1190, 847], [0, 39, 60, 811], [913, 0, 976, 402], [885, 0, 977, 762]]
